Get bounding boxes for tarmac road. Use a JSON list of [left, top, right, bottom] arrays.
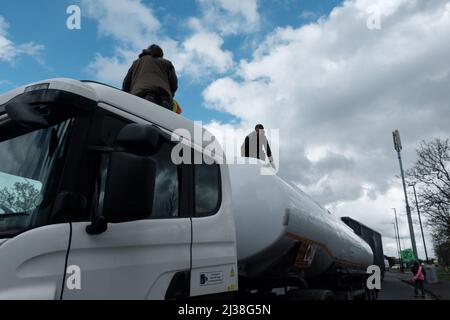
[[378, 271, 433, 300]]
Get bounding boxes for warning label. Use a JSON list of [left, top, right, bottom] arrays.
[[200, 271, 223, 286]]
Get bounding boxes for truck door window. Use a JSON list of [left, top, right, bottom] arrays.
[[149, 140, 180, 218], [194, 157, 221, 217], [89, 111, 180, 220], [0, 121, 72, 237]]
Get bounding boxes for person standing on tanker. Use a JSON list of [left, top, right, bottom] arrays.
[[241, 124, 275, 167], [122, 44, 178, 111]]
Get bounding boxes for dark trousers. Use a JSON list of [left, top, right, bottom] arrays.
[[414, 280, 425, 297], [143, 92, 172, 111]]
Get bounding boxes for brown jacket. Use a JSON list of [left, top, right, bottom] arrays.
[[122, 50, 178, 99]]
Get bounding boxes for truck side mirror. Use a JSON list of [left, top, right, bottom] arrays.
[[102, 124, 160, 223]]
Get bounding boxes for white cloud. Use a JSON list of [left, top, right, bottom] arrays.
[[81, 0, 161, 84], [0, 16, 44, 64], [82, 0, 160, 50], [204, 0, 450, 198], [177, 28, 234, 76], [0, 17, 15, 62], [15, 42, 45, 65], [86, 49, 136, 85], [299, 11, 319, 20], [82, 0, 235, 85], [202, 0, 450, 258], [197, 0, 261, 35]]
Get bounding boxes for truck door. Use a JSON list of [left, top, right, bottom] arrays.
[[62, 111, 192, 300], [0, 120, 75, 299], [189, 153, 239, 297]]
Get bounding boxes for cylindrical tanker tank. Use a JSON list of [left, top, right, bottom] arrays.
[[228, 161, 373, 280]]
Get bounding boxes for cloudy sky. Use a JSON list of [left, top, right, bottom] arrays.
[[1, 0, 450, 259]]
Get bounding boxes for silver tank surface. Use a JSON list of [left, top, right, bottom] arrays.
[[229, 160, 373, 278]]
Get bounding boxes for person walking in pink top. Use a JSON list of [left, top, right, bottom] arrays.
[[411, 260, 426, 298]]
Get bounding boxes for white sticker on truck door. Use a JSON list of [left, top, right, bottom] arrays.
[[200, 271, 223, 286]]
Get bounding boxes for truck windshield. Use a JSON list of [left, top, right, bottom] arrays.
[[0, 121, 72, 237]]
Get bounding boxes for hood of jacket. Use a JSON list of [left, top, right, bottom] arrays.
[[139, 49, 153, 58]]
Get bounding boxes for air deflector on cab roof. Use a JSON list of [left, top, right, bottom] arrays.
[[1, 87, 97, 129], [5, 101, 49, 129]]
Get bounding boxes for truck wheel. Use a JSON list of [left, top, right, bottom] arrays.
[[318, 290, 336, 300], [365, 288, 378, 300]]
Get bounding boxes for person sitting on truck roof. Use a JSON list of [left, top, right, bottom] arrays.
[[122, 44, 178, 111], [241, 124, 274, 165]]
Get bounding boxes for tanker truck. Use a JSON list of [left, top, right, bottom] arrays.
[[0, 79, 374, 300]]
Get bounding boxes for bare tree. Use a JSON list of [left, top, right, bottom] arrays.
[[0, 181, 40, 213], [407, 138, 450, 263]]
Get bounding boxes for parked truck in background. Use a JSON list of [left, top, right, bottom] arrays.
[[384, 258, 390, 271], [0, 79, 376, 300]]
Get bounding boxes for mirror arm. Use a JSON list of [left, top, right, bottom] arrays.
[[86, 216, 108, 235], [86, 151, 110, 235]]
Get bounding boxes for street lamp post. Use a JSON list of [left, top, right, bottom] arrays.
[[392, 129, 418, 260], [393, 223, 401, 267], [392, 208, 404, 272], [409, 183, 429, 263]]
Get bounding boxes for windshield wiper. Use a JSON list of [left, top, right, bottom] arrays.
[[0, 205, 29, 218], [0, 213, 29, 218], [0, 204, 12, 214]]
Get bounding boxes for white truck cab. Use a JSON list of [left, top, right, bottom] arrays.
[[0, 79, 238, 299], [0, 79, 375, 300]]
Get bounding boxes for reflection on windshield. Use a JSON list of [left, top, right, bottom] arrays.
[[0, 121, 71, 235], [195, 163, 220, 217], [0, 172, 42, 214], [151, 142, 179, 218]]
